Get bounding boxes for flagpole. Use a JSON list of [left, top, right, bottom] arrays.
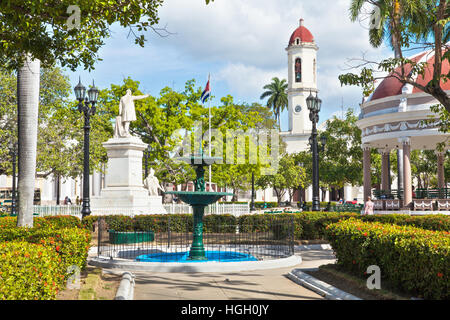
[[208, 73, 212, 191]]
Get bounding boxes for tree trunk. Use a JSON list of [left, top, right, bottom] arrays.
[[231, 190, 237, 202], [17, 54, 40, 228], [275, 188, 282, 206]]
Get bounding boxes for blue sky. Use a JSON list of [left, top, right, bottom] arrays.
[[66, 0, 393, 131]]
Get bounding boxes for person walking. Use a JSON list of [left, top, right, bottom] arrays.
[[363, 196, 374, 215]]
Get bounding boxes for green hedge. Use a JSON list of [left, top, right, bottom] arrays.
[[237, 214, 301, 239], [0, 241, 65, 300], [81, 212, 450, 240], [359, 214, 450, 232], [82, 214, 237, 233], [0, 216, 91, 300], [324, 219, 449, 299], [0, 215, 82, 229], [237, 212, 357, 240], [0, 227, 91, 271]]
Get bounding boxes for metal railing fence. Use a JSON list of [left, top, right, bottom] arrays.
[[96, 215, 294, 262]]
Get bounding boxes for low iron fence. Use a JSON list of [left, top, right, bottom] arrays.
[[96, 215, 294, 262], [28, 202, 250, 219]]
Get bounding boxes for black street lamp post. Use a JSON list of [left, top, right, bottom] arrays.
[[250, 171, 256, 211], [297, 162, 304, 210], [306, 91, 323, 212], [9, 140, 17, 216], [74, 78, 99, 219]]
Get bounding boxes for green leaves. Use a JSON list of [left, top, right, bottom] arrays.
[[260, 77, 288, 128], [343, 0, 450, 111], [319, 109, 363, 188], [256, 153, 306, 205], [325, 218, 450, 299], [0, 216, 91, 300], [0, 0, 165, 71]]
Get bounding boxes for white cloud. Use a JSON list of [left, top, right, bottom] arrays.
[[66, 0, 394, 122], [216, 63, 285, 99], [153, 0, 392, 111]]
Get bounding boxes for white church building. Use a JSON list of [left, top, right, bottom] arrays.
[[278, 19, 364, 204]]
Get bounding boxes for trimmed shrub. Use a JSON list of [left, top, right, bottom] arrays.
[[0, 215, 82, 229], [294, 212, 357, 239], [134, 214, 192, 233], [75, 212, 450, 242], [238, 214, 302, 239], [0, 241, 65, 300], [237, 212, 356, 240], [360, 214, 450, 232], [81, 215, 99, 231], [0, 215, 91, 300], [0, 227, 91, 271], [41, 215, 82, 229], [203, 214, 236, 233], [104, 215, 134, 232], [324, 219, 450, 299], [85, 214, 238, 234], [0, 216, 17, 228]]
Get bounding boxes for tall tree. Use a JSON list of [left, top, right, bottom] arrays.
[[207, 100, 278, 201], [256, 153, 306, 206], [16, 56, 40, 227], [340, 0, 450, 111], [0, 66, 111, 204], [320, 109, 364, 190], [260, 77, 288, 128], [0, 0, 213, 226]]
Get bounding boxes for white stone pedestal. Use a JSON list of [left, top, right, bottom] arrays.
[[91, 136, 167, 215]]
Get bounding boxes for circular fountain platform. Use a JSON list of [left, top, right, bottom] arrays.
[[89, 247, 302, 273]]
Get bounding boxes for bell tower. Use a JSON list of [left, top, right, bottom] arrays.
[[286, 18, 318, 134]]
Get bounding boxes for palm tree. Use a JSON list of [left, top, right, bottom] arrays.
[[350, 0, 405, 58], [260, 77, 288, 128], [16, 54, 40, 227]]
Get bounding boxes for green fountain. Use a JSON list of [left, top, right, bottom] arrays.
[[165, 152, 233, 260]]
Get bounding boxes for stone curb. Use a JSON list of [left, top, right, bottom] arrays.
[[90, 255, 302, 273], [115, 271, 135, 300], [287, 268, 362, 300], [294, 244, 332, 251]]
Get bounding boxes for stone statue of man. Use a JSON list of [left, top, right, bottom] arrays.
[[144, 168, 165, 196], [114, 89, 149, 138]]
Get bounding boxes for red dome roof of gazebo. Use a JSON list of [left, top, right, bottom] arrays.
[[288, 19, 314, 45], [369, 49, 450, 101]]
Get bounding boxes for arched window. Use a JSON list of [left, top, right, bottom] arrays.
[[295, 58, 302, 83], [296, 38, 300, 45]]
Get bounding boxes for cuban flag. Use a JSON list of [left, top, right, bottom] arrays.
[[201, 77, 211, 104]]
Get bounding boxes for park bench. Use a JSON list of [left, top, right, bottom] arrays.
[[385, 199, 401, 210], [413, 199, 434, 211], [436, 199, 450, 211], [373, 200, 384, 210]]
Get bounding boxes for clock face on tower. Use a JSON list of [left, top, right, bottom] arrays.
[[295, 105, 302, 113]]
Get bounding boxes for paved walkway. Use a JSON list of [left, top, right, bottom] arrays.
[[133, 250, 336, 300]]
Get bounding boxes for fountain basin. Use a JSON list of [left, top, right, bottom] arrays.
[[165, 191, 232, 206], [135, 251, 258, 263]]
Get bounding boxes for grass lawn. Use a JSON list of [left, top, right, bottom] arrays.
[[56, 266, 122, 300]]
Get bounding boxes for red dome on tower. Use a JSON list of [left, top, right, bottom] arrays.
[[288, 19, 314, 46]]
